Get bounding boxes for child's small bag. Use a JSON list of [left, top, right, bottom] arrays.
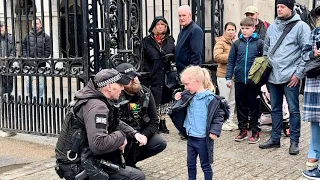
[[248, 56, 272, 85]]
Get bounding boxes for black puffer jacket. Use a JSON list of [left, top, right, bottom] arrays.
[[142, 16, 175, 106], [22, 29, 51, 67]]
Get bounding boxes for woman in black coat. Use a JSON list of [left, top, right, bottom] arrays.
[[142, 16, 175, 133]]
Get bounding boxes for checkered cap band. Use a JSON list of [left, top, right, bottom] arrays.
[[95, 73, 122, 88]]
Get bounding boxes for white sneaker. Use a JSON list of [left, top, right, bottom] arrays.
[[222, 122, 233, 131], [229, 122, 238, 130], [260, 113, 272, 125]]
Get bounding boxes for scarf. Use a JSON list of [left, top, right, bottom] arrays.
[[154, 34, 165, 47]]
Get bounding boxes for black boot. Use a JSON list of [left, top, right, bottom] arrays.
[[289, 142, 299, 155], [159, 119, 169, 134], [259, 138, 280, 149]]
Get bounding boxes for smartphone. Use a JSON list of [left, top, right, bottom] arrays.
[[317, 41, 320, 49]]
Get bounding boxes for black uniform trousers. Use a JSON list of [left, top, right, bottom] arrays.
[[234, 82, 261, 133], [125, 133, 167, 166]]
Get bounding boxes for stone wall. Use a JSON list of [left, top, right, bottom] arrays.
[[224, 0, 311, 31]]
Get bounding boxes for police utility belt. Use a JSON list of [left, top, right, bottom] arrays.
[[55, 148, 121, 180]]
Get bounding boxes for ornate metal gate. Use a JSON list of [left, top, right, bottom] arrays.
[[0, 0, 223, 136]]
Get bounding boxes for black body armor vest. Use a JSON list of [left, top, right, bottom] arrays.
[[55, 98, 119, 164], [118, 86, 150, 131]]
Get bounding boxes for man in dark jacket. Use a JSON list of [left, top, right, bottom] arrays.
[[175, 5, 204, 74], [238, 6, 270, 40], [55, 68, 146, 180], [22, 17, 51, 100], [0, 21, 14, 96], [116, 63, 167, 169]]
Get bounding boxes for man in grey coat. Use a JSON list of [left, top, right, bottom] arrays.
[[259, 0, 311, 155]]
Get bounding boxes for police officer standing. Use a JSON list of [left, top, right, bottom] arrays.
[[116, 63, 167, 169], [55, 69, 146, 180]]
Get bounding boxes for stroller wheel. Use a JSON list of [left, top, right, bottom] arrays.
[[283, 121, 290, 137]]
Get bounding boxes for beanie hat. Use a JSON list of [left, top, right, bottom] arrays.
[[277, 0, 296, 11]]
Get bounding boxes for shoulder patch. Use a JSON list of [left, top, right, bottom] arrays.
[[95, 114, 107, 129]]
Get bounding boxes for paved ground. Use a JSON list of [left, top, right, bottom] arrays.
[[0, 115, 312, 180]]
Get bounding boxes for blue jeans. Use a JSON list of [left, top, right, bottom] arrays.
[[187, 136, 212, 180], [308, 123, 318, 159], [310, 122, 320, 165], [24, 76, 44, 100], [267, 82, 301, 143]]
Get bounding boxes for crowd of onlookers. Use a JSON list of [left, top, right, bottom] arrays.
[[144, 0, 320, 179], [0, 17, 51, 100], [213, 0, 320, 179]]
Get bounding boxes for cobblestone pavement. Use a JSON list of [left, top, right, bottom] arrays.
[[0, 118, 312, 180]]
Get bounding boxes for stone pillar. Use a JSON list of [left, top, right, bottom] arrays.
[[223, 0, 312, 29], [204, 0, 213, 63]]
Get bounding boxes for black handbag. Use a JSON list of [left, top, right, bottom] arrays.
[[165, 64, 180, 89], [304, 57, 320, 78], [304, 28, 320, 78], [162, 53, 180, 89]]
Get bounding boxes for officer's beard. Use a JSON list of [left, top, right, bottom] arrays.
[[124, 81, 142, 95]]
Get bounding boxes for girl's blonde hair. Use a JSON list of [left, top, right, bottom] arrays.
[[180, 66, 215, 92]]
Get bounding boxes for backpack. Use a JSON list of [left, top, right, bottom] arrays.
[[295, 3, 316, 30], [263, 21, 269, 29]]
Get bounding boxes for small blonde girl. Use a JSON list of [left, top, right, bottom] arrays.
[[174, 66, 226, 180]]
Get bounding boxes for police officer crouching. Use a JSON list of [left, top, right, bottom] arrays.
[[55, 69, 146, 180], [116, 63, 167, 169]]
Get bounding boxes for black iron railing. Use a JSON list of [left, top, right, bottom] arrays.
[[0, 0, 223, 136]]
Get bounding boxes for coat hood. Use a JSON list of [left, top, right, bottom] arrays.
[[275, 11, 301, 27], [171, 90, 194, 110], [239, 32, 260, 41], [30, 29, 44, 36], [215, 34, 233, 45], [148, 16, 170, 35]]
